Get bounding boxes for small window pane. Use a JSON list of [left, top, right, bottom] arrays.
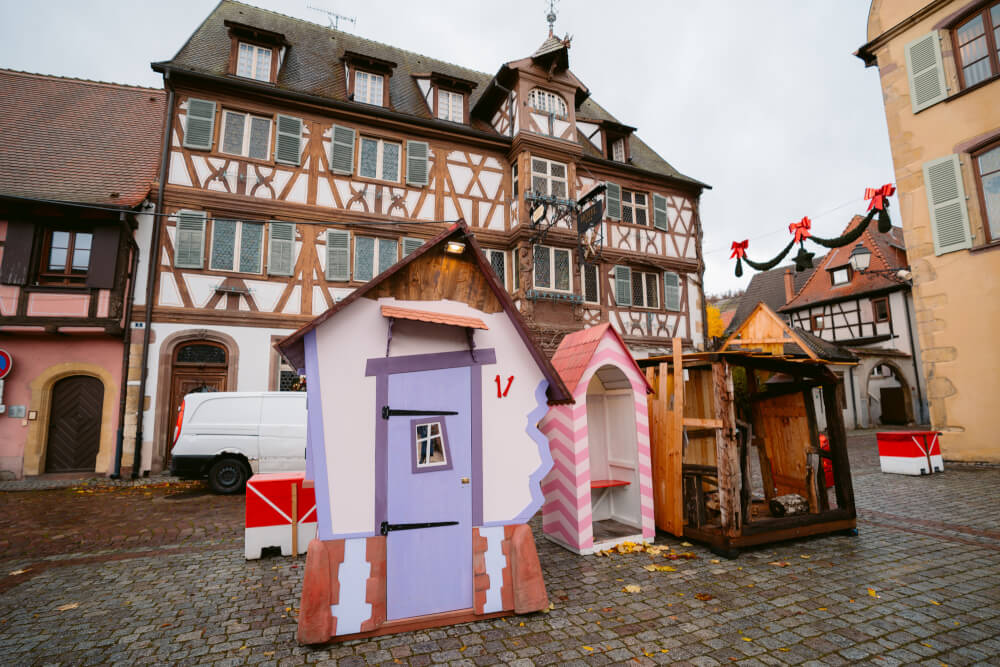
[[72, 232, 92, 271], [645, 273, 658, 309], [48, 247, 67, 271], [957, 15, 985, 44], [176, 343, 226, 364], [488, 250, 505, 285], [583, 264, 598, 303], [964, 58, 993, 86], [636, 207, 648, 226], [416, 421, 447, 467], [237, 43, 253, 78], [382, 142, 400, 182], [534, 247, 550, 288], [359, 138, 378, 178], [550, 162, 566, 179], [211, 219, 237, 271], [248, 117, 270, 160], [255, 47, 271, 82], [532, 175, 547, 194], [551, 180, 567, 199], [416, 424, 428, 439], [632, 272, 644, 306], [378, 238, 398, 273], [239, 223, 263, 273], [982, 170, 1000, 239], [554, 249, 570, 291], [222, 112, 245, 155]]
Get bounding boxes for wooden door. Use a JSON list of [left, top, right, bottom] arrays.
[[45, 375, 104, 473], [167, 371, 227, 459], [752, 392, 810, 497], [879, 387, 907, 425]]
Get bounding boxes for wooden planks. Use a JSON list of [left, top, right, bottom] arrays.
[[752, 392, 810, 499], [645, 338, 685, 537]]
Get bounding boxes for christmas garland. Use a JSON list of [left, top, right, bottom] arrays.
[[730, 184, 895, 277]]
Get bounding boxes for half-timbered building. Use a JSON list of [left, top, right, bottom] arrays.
[[0, 70, 163, 479], [138, 1, 709, 474], [780, 217, 928, 429]]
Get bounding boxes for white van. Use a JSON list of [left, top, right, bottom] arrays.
[[169, 392, 307, 494]]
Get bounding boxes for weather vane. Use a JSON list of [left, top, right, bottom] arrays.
[[546, 0, 558, 36]]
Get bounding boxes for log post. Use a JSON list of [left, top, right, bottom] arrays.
[[822, 381, 855, 515], [713, 361, 741, 535]]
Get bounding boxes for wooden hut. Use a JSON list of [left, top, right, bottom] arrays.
[[539, 323, 656, 554], [277, 221, 572, 643], [641, 303, 858, 556]]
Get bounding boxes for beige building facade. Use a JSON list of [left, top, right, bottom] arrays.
[[858, 0, 1000, 462]]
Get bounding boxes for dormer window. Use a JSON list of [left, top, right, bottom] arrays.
[[611, 138, 626, 162], [528, 88, 567, 116], [354, 70, 384, 106], [437, 89, 463, 122], [236, 43, 272, 82], [831, 266, 851, 285]]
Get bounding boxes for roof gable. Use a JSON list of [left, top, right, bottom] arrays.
[[720, 302, 855, 363], [277, 220, 572, 404], [550, 323, 653, 395]]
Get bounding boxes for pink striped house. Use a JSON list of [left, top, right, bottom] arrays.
[[539, 324, 655, 554]]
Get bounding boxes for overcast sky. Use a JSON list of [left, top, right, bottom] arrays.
[[0, 0, 893, 296]]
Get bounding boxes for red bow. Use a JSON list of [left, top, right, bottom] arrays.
[[865, 184, 896, 211], [730, 240, 748, 259], [789, 216, 812, 243]]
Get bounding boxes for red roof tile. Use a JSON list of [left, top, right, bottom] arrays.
[[380, 304, 488, 330], [0, 70, 165, 207], [550, 323, 653, 395], [780, 215, 909, 311]]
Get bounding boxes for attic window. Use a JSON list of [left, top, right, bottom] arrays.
[[354, 70, 384, 106], [437, 89, 464, 122], [237, 43, 272, 82], [830, 266, 851, 286], [611, 138, 626, 162], [343, 51, 397, 109], [528, 88, 567, 116], [224, 21, 287, 84]]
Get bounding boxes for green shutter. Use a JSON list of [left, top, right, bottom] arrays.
[[406, 140, 430, 186], [905, 32, 947, 113], [183, 99, 216, 150], [325, 229, 350, 281], [652, 193, 668, 231], [330, 125, 356, 174], [605, 182, 621, 221], [274, 115, 303, 166], [402, 237, 423, 257], [663, 271, 681, 311], [267, 222, 296, 276], [354, 235, 375, 282], [174, 211, 207, 269], [614, 265, 631, 306], [923, 154, 972, 255]]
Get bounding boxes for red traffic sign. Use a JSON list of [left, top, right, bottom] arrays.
[[0, 349, 10, 380]]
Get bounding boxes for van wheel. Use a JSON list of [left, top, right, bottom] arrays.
[[208, 458, 248, 494]]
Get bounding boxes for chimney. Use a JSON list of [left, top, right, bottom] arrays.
[[783, 267, 795, 304]]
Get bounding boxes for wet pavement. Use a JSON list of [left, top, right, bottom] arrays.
[[1, 433, 998, 666]]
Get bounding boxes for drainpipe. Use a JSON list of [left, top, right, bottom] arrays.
[[110, 218, 140, 479], [132, 71, 175, 478], [902, 291, 926, 424], [847, 365, 858, 429]]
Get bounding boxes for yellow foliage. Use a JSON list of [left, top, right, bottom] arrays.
[[706, 304, 725, 338]]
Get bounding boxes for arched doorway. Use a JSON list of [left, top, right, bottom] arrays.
[[166, 341, 229, 463], [867, 361, 913, 426], [45, 375, 104, 472]]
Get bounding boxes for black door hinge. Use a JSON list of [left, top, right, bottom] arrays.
[[380, 520, 459, 535], [381, 406, 458, 420]]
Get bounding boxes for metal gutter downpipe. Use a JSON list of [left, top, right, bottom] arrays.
[[111, 218, 140, 479], [902, 290, 926, 423], [132, 73, 175, 478]]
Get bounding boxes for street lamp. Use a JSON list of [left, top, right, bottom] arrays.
[[848, 242, 912, 283]]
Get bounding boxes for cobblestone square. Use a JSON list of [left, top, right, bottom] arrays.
[[2, 433, 999, 666]]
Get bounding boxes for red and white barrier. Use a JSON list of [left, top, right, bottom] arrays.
[[246, 472, 317, 559], [876, 431, 944, 476]]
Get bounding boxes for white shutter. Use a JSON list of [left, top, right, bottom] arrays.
[[614, 265, 631, 306], [183, 99, 216, 150], [174, 211, 207, 268], [652, 193, 668, 231], [325, 229, 350, 281], [354, 236, 376, 282], [923, 154, 972, 255], [406, 140, 430, 186], [267, 222, 295, 276], [605, 182, 621, 221], [402, 237, 423, 257], [905, 32, 947, 113], [664, 271, 681, 311], [274, 115, 303, 165], [330, 125, 356, 174]]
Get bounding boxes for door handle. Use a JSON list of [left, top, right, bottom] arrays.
[[461, 477, 470, 485]]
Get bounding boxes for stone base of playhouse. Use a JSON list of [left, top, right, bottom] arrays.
[[297, 523, 548, 645]]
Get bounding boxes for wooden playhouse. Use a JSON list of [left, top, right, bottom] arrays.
[[539, 323, 656, 554], [277, 221, 572, 643], [640, 303, 858, 556]]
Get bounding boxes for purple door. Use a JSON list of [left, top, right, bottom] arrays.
[[385, 366, 473, 620]]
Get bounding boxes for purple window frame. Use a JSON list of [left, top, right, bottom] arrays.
[[410, 417, 453, 473]]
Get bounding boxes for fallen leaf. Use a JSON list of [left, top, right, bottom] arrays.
[[929, 600, 941, 606], [694, 593, 714, 601], [460, 646, 466, 652], [8, 569, 30, 576], [680, 542, 692, 547], [56, 603, 79, 611], [779, 647, 790, 652], [710, 559, 720, 564], [622, 584, 642, 593], [922, 643, 933, 648], [661, 649, 669, 653], [741, 637, 753, 642], [583, 646, 594, 651], [800, 555, 811, 559], [868, 588, 880, 599], [769, 561, 790, 567], [643, 564, 676, 572], [518, 622, 525, 627], [818, 607, 827, 611]]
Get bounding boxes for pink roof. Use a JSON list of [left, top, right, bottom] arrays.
[[380, 304, 488, 330], [550, 323, 653, 395]]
